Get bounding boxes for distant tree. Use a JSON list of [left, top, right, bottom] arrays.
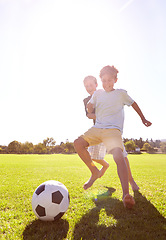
[[123, 138, 129, 144], [145, 138, 149, 143], [43, 137, 56, 147], [148, 146, 156, 153], [142, 143, 155, 153], [124, 138, 145, 149], [54, 141, 76, 154], [63, 141, 75, 154], [0, 145, 7, 154], [20, 142, 34, 154], [142, 143, 150, 152], [53, 145, 64, 153], [43, 137, 56, 153], [155, 140, 161, 148], [124, 140, 136, 152], [8, 141, 21, 153], [160, 142, 166, 153], [135, 138, 144, 149], [34, 143, 47, 154], [150, 138, 156, 148]]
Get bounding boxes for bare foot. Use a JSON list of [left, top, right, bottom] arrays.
[[123, 194, 135, 209], [83, 170, 100, 190], [130, 180, 139, 191], [99, 162, 109, 178]]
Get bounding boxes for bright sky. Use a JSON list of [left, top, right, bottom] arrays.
[[0, 0, 166, 146]]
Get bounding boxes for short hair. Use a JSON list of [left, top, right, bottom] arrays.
[[99, 65, 119, 79], [83, 75, 97, 85]]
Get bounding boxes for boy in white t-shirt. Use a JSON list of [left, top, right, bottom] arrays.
[[74, 65, 152, 208], [83, 76, 109, 178], [83, 75, 139, 191]]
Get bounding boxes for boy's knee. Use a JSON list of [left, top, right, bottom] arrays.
[[111, 147, 124, 163], [73, 138, 80, 150], [74, 137, 89, 150]]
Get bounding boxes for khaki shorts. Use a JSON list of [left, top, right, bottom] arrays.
[[81, 127, 124, 153]]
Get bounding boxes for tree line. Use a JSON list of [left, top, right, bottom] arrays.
[[0, 138, 75, 154], [0, 137, 166, 154], [123, 138, 166, 153]]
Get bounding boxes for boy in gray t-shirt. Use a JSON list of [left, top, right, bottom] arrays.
[[74, 65, 152, 209], [83, 76, 109, 178]]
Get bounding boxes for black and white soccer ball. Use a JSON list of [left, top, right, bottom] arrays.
[[32, 180, 70, 221]]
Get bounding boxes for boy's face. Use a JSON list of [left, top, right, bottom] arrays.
[[84, 80, 98, 96], [101, 73, 117, 92]]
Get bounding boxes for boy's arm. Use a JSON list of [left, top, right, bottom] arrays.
[[131, 101, 152, 127], [87, 102, 95, 113], [83, 97, 96, 120]]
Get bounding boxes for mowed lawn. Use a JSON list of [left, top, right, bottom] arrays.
[[0, 153, 166, 240]]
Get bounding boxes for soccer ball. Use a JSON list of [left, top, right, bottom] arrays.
[[32, 180, 70, 221]]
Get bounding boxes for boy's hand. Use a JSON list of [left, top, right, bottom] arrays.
[[131, 102, 152, 127], [142, 119, 152, 127]]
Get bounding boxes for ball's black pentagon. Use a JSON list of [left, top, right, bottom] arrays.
[[35, 184, 45, 195], [36, 205, 46, 217], [52, 190, 63, 204], [68, 193, 70, 202], [54, 212, 65, 221]]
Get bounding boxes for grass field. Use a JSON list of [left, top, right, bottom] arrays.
[[0, 153, 166, 240]]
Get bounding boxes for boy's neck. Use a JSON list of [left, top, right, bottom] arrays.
[[104, 88, 115, 92]]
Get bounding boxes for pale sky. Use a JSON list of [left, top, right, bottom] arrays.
[[0, 0, 166, 146]]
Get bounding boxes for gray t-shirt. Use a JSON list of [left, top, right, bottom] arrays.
[[83, 95, 95, 125]]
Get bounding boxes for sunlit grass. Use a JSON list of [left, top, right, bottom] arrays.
[[0, 154, 166, 239]]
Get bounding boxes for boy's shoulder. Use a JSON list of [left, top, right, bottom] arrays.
[[83, 95, 91, 102], [83, 95, 91, 106], [94, 89, 104, 95], [115, 88, 127, 92], [96, 89, 104, 92], [115, 89, 128, 94]]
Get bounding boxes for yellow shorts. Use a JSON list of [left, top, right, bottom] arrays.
[[80, 127, 124, 153]]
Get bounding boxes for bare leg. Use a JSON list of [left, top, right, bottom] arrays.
[[125, 157, 139, 191], [74, 137, 100, 190], [93, 159, 109, 178], [111, 148, 135, 208], [111, 148, 129, 198]]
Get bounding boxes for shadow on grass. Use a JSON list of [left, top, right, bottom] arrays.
[[73, 187, 166, 240], [23, 218, 69, 240]]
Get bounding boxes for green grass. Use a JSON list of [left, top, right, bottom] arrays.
[[0, 154, 166, 240]]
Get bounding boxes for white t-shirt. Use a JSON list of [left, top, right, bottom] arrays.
[[89, 89, 134, 133]]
